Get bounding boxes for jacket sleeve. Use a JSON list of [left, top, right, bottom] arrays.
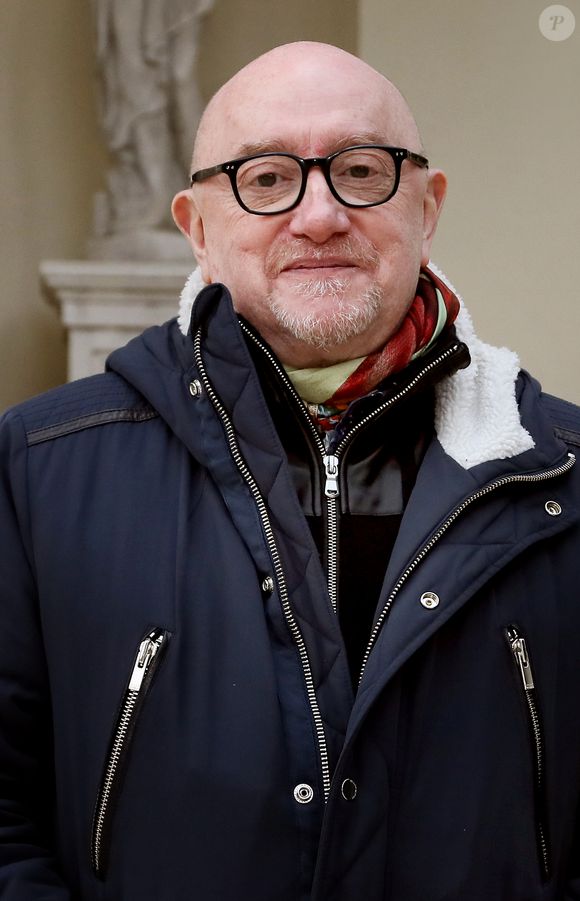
[[0, 410, 72, 898]]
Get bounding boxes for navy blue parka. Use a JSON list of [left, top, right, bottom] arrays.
[[1, 284, 580, 900]]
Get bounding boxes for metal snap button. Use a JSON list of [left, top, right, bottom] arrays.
[[293, 783, 314, 804], [261, 575, 275, 594], [188, 379, 202, 397], [341, 778, 357, 801], [420, 591, 440, 609], [545, 500, 562, 516]]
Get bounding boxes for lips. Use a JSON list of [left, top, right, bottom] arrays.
[[265, 236, 380, 279], [282, 258, 358, 272]]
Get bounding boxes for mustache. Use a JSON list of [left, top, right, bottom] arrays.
[[265, 236, 380, 276]]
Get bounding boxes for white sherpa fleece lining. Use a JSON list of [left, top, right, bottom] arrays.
[[177, 263, 534, 470], [178, 267, 207, 336]]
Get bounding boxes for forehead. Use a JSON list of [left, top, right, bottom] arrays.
[[205, 59, 401, 162]]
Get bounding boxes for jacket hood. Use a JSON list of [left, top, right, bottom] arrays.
[[106, 296, 206, 463], [111, 264, 538, 471]]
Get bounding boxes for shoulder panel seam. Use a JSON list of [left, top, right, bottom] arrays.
[[27, 408, 158, 446], [554, 426, 580, 448]]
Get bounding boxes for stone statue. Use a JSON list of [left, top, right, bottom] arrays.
[[90, 0, 213, 259]]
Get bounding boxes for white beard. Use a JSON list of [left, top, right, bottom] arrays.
[[267, 282, 382, 350]]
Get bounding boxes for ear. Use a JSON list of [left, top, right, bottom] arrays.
[[420, 169, 447, 267], [172, 190, 212, 284]]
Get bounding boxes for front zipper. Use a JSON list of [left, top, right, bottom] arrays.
[[240, 320, 465, 615], [239, 323, 574, 695], [358, 452, 576, 683], [193, 328, 333, 801], [91, 627, 169, 877], [240, 320, 341, 613], [506, 625, 551, 881]]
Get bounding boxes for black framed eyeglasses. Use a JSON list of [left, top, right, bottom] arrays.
[[189, 145, 429, 216]]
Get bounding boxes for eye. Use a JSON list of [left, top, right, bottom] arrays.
[[346, 164, 371, 179], [256, 172, 279, 188], [236, 155, 302, 212], [237, 157, 299, 191], [330, 149, 396, 204], [332, 150, 395, 184]]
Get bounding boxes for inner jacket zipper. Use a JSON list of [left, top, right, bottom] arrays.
[[506, 625, 551, 881], [193, 329, 333, 802], [358, 453, 575, 684], [240, 320, 465, 616], [91, 627, 169, 877]]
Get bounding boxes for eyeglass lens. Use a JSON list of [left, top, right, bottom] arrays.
[[235, 148, 397, 213]]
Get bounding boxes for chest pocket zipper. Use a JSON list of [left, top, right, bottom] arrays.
[[506, 625, 551, 882], [91, 627, 170, 878]]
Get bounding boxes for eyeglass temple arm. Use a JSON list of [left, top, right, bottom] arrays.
[[190, 163, 228, 186], [406, 151, 429, 169]]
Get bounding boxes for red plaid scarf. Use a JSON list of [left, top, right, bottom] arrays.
[[313, 267, 460, 431]]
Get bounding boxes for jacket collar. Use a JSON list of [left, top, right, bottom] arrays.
[[178, 264, 535, 470]]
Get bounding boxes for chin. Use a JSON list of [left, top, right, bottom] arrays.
[[266, 284, 383, 351]]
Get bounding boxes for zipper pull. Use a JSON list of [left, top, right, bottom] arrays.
[[323, 454, 340, 498], [508, 628, 535, 690], [128, 629, 165, 692]]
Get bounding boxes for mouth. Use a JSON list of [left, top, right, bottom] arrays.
[[281, 259, 359, 274]]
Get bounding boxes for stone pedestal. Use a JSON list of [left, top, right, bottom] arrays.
[[40, 260, 193, 381]]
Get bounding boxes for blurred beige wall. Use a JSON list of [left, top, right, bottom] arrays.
[[2, 0, 578, 410], [0, 0, 356, 412], [0, 1, 106, 411], [198, 0, 357, 99], [361, 0, 580, 402]]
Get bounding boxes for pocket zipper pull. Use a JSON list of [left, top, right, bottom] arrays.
[[128, 630, 165, 692], [508, 629, 535, 690]]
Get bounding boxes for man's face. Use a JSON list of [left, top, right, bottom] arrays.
[[174, 48, 446, 367]]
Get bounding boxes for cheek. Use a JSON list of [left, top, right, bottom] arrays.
[[202, 222, 274, 293], [202, 217, 247, 278], [372, 204, 425, 264], [366, 208, 424, 293], [359, 193, 422, 246], [210, 216, 279, 272]]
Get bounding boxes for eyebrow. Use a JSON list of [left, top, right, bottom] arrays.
[[332, 133, 394, 151], [235, 139, 290, 156], [233, 132, 395, 159]]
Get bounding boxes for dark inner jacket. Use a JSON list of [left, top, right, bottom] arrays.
[[246, 322, 470, 682]]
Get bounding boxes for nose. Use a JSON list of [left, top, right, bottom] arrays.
[[287, 168, 351, 243]]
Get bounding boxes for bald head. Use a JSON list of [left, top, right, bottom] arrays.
[[191, 42, 423, 172], [173, 40, 446, 368]]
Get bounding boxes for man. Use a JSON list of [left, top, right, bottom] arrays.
[[1, 41, 579, 900]]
